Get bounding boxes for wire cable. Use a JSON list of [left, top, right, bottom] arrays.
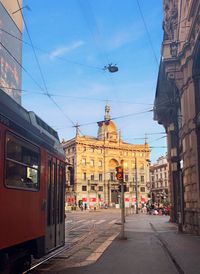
[[17, 0, 49, 96], [136, 0, 159, 66], [0, 41, 44, 91], [0, 85, 153, 106], [0, 27, 102, 71], [16, 0, 77, 128], [77, 108, 153, 127]]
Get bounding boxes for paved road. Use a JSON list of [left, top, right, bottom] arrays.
[[30, 209, 122, 273], [29, 211, 200, 274], [58, 213, 178, 274], [64, 209, 121, 246]]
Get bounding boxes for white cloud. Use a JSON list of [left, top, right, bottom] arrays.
[[49, 40, 84, 59]]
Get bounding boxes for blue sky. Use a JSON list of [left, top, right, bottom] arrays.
[[21, 0, 166, 163]]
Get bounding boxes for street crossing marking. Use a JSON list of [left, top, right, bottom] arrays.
[[95, 219, 106, 225], [65, 220, 73, 224], [109, 219, 118, 224], [67, 219, 118, 227], [76, 220, 85, 223]]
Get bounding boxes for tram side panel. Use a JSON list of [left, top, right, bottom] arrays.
[[0, 126, 46, 253]]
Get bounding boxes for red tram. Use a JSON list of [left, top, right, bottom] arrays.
[[0, 89, 66, 273]]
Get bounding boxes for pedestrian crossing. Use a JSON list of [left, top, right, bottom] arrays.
[[65, 219, 118, 226]]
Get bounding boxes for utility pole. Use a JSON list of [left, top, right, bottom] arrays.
[[120, 180, 125, 239], [135, 157, 139, 214], [116, 166, 127, 240], [103, 131, 107, 206]]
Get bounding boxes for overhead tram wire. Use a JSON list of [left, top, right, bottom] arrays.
[[16, 0, 50, 97], [77, 0, 119, 102], [76, 108, 153, 128], [0, 42, 74, 129], [0, 27, 103, 72], [136, 0, 159, 66], [0, 85, 153, 107], [0, 41, 44, 92], [77, 0, 109, 66], [16, 0, 78, 129], [51, 108, 154, 129]]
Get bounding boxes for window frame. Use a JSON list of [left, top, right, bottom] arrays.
[[5, 131, 40, 191]]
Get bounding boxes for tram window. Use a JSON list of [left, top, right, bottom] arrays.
[[6, 134, 39, 167], [5, 133, 40, 190]]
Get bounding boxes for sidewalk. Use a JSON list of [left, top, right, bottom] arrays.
[[59, 214, 200, 274]]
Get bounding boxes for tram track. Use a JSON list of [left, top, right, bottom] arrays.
[[24, 216, 121, 273], [24, 222, 96, 273]]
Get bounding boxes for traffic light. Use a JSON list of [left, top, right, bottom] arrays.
[[116, 166, 123, 181], [118, 184, 127, 192]]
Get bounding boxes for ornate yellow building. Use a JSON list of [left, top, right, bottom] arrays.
[[62, 105, 150, 208]]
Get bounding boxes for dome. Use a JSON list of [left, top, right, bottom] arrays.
[[97, 120, 118, 141], [97, 104, 118, 142]]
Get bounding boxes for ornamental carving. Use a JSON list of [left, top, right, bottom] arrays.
[[163, 0, 178, 41]]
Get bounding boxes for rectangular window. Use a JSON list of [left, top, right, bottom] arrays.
[[90, 159, 94, 166], [99, 186, 103, 191], [91, 174, 94, 181], [82, 185, 87, 191], [91, 185, 95, 191], [140, 187, 145, 192], [99, 173, 103, 181], [141, 176, 144, 183], [82, 158, 86, 166], [125, 174, 128, 182], [5, 133, 40, 190], [110, 172, 115, 181], [98, 160, 102, 167], [83, 172, 86, 181]]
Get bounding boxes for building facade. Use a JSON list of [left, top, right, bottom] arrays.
[[62, 105, 150, 209], [0, 0, 23, 104], [154, 0, 200, 234], [150, 156, 169, 205]]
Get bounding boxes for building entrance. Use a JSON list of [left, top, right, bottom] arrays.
[[111, 189, 118, 204]]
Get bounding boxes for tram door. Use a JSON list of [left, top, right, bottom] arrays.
[[46, 156, 65, 252]]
